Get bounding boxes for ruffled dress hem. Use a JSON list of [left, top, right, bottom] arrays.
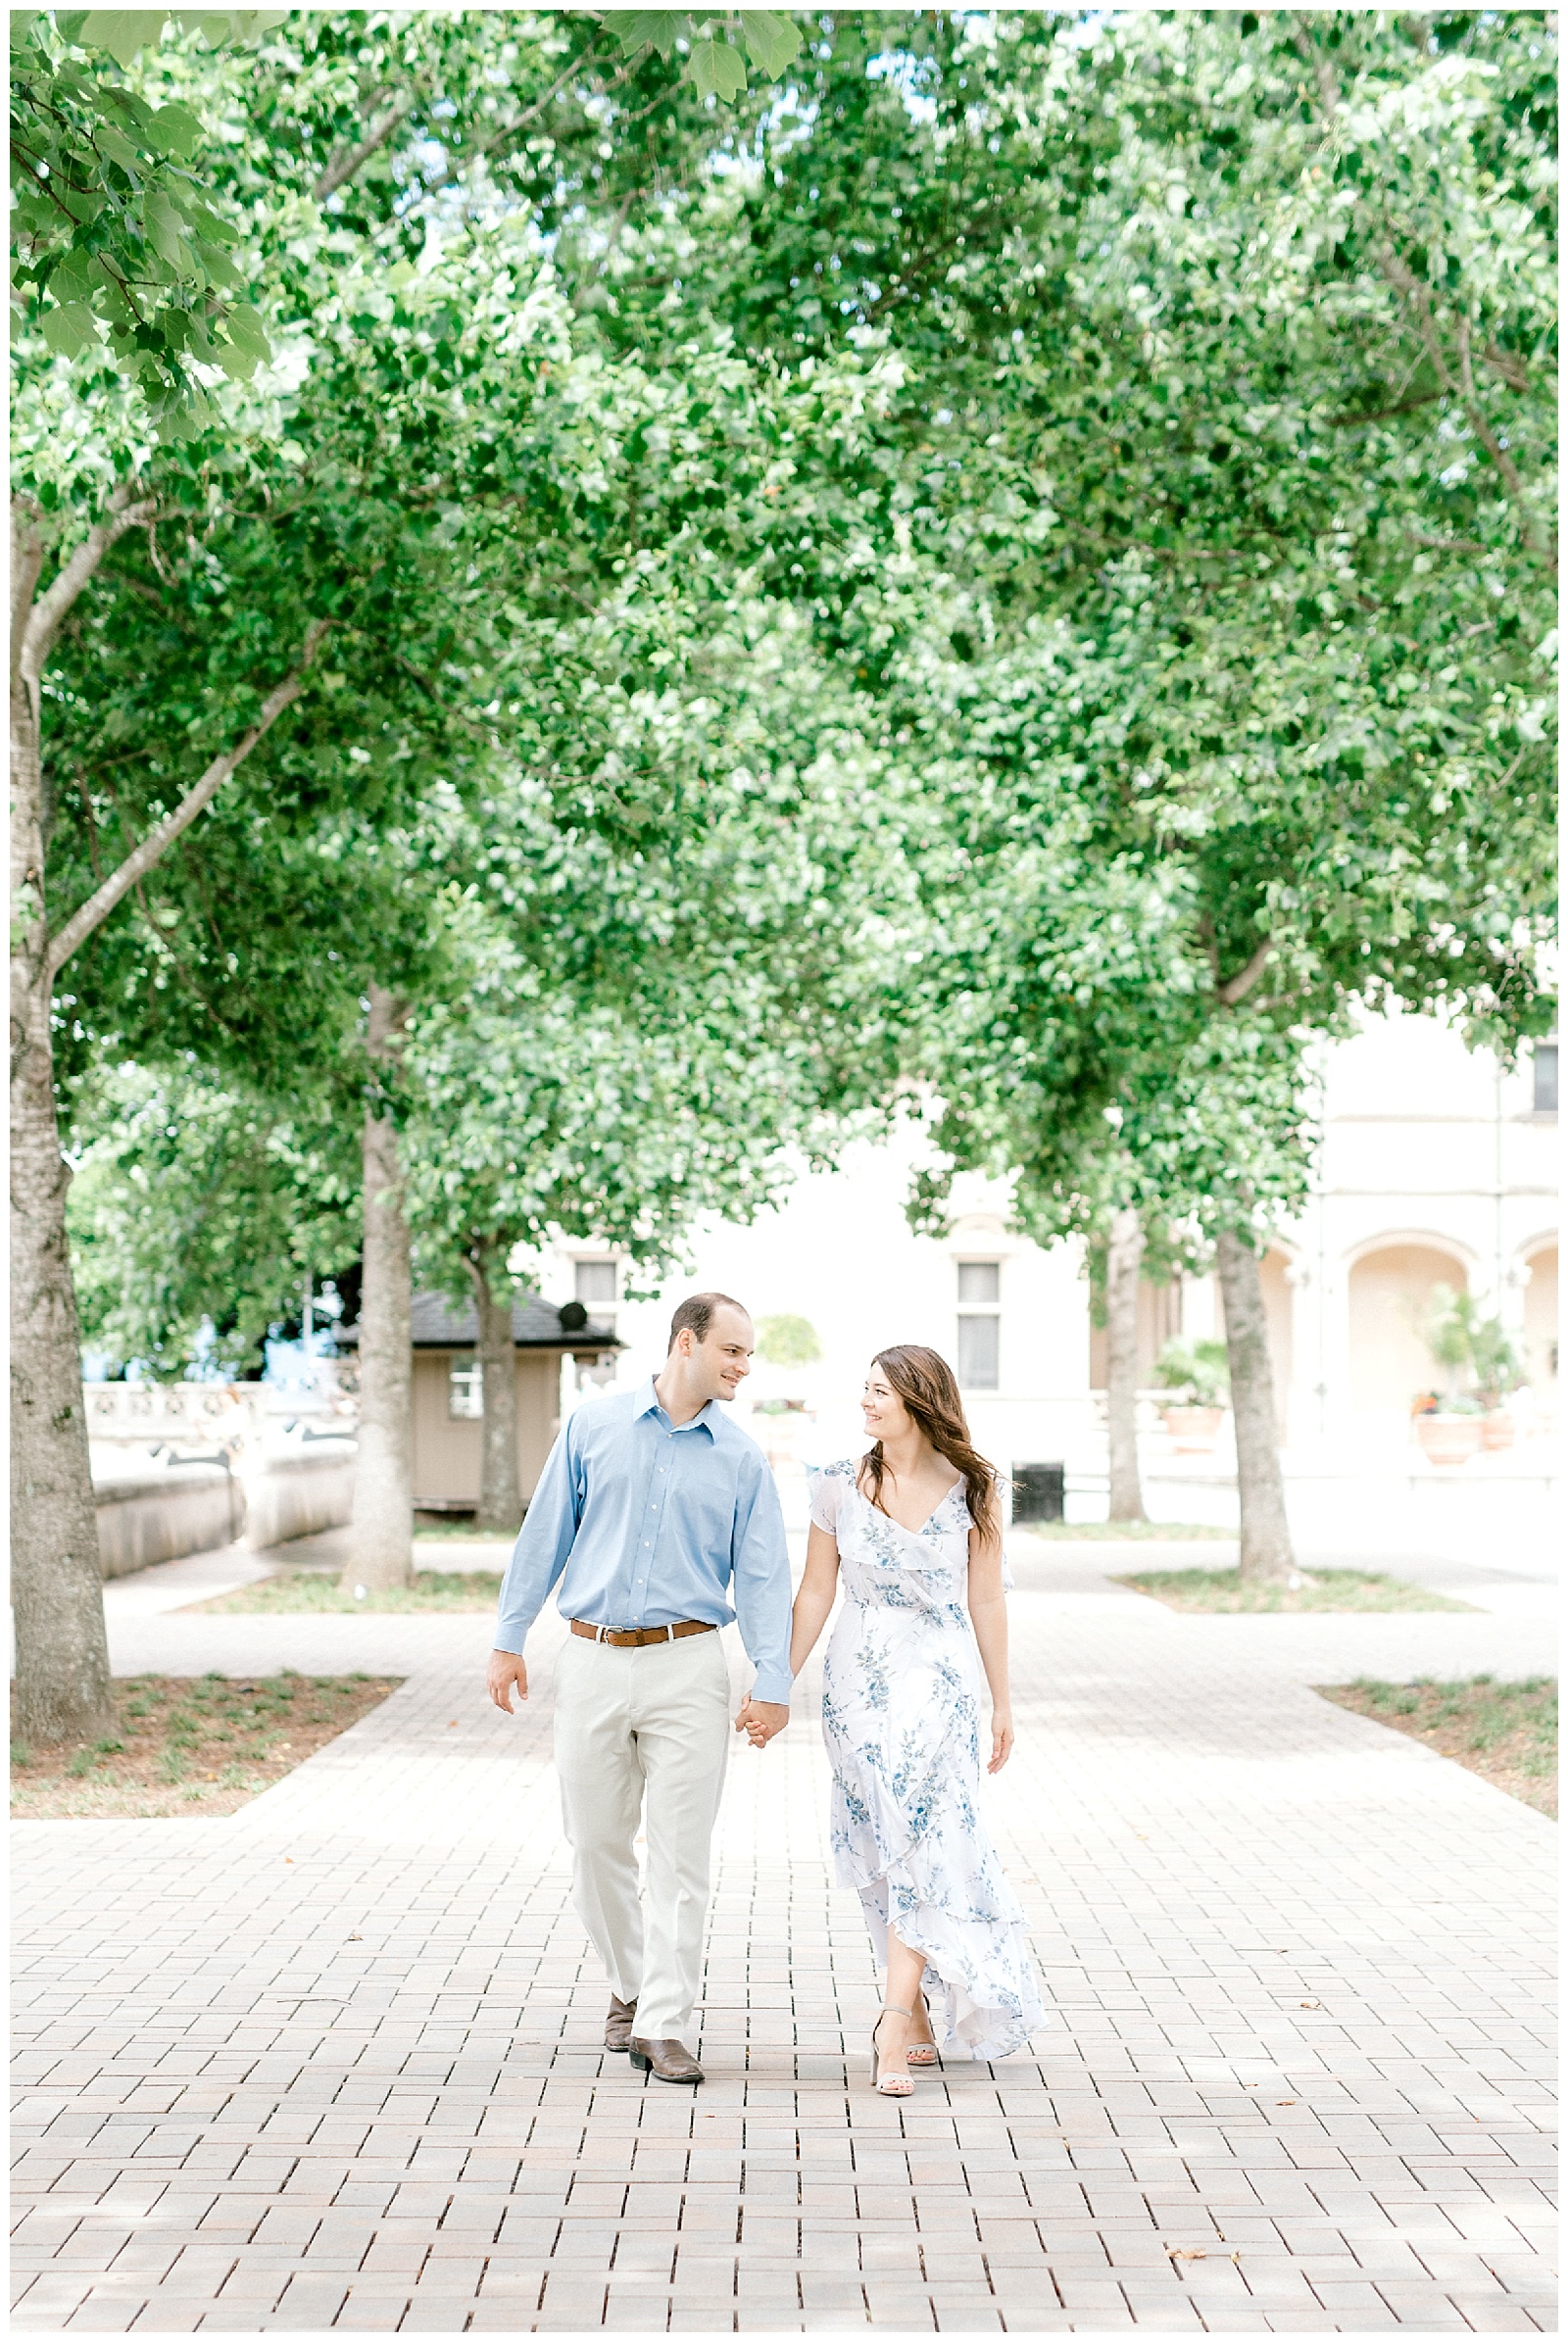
[[853, 1865, 1047, 2061]]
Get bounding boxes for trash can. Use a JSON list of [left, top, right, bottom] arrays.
[[1010, 1462, 1065, 1524]]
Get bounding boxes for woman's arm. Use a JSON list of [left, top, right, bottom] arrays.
[[789, 1523, 842, 1679], [966, 1525, 1013, 1773]]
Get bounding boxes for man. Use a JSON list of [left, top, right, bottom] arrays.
[[487, 1292, 792, 2085]]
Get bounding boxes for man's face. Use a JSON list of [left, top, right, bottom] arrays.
[[689, 1305, 755, 1404]]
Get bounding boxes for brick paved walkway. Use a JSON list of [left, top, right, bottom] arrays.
[[12, 1538, 1556, 2333]]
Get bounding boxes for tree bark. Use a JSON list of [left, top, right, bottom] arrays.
[[1215, 1227, 1296, 1586], [9, 496, 148, 1746], [1103, 1206, 1148, 1523], [347, 984, 414, 1588], [10, 489, 326, 1729], [10, 729, 114, 1743], [467, 1242, 522, 1537]]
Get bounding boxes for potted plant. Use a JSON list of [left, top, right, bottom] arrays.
[[1468, 1313, 1526, 1449], [1416, 1290, 1523, 1463], [1153, 1338, 1230, 1450], [1412, 1391, 1485, 1467]]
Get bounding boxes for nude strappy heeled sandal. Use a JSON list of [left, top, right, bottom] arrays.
[[906, 1993, 939, 2066], [870, 2007, 915, 2097]]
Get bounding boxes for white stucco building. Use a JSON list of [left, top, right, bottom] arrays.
[[525, 1010, 1557, 1549]]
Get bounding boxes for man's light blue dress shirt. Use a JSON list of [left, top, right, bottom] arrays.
[[493, 1377, 793, 1705]]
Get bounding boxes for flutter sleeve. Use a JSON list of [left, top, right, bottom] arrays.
[[808, 1460, 849, 1537]]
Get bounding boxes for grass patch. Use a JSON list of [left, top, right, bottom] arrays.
[[189, 1570, 504, 1614], [1318, 1676, 1557, 1818], [10, 1672, 398, 1819], [1016, 1520, 1236, 1542], [1114, 1565, 1479, 1613]]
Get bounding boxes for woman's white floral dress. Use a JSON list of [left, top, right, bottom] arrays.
[[809, 1458, 1046, 2060]]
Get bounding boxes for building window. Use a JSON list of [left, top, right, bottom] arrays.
[[575, 1260, 617, 1306], [956, 1260, 1001, 1390], [448, 1354, 483, 1419], [1534, 1042, 1558, 1115], [957, 1314, 1000, 1390], [575, 1259, 617, 1336]]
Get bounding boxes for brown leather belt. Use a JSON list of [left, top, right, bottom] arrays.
[[570, 1618, 716, 1648]]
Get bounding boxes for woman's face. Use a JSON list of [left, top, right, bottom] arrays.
[[861, 1365, 912, 1441]]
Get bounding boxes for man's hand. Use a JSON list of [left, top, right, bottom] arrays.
[[488, 1650, 529, 1714], [734, 1697, 789, 1748]]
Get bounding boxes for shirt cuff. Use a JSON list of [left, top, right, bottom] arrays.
[[750, 1664, 793, 1706]]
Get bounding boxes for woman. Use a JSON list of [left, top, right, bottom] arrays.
[[787, 1344, 1045, 2094]]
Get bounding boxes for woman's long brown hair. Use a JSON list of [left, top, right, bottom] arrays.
[[860, 1343, 1001, 1543]]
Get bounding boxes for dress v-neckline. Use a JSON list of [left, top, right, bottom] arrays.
[[856, 1474, 961, 1539]]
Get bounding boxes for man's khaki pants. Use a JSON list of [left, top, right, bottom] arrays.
[[554, 1630, 731, 2043]]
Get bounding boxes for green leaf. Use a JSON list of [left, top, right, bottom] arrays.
[[94, 122, 144, 171], [145, 101, 203, 155], [689, 37, 746, 103], [40, 301, 102, 357], [738, 11, 802, 80], [143, 190, 192, 268], [193, 236, 241, 288], [77, 11, 169, 65], [184, 201, 236, 245], [48, 247, 98, 303], [221, 299, 270, 360], [612, 11, 683, 59]]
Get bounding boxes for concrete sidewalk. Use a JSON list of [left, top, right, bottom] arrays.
[[12, 1543, 1556, 2332]]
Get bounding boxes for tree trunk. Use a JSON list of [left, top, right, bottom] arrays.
[[346, 984, 413, 1589], [10, 748, 115, 1744], [9, 490, 322, 1716], [10, 511, 115, 1746], [1104, 1206, 1148, 1523], [1215, 1227, 1296, 1586], [468, 1243, 522, 1537]]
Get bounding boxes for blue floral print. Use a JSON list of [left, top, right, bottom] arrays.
[[809, 1458, 1046, 2060]]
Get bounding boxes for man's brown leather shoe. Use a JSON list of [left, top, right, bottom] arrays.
[[605, 1996, 637, 2053], [629, 2035, 704, 2084]]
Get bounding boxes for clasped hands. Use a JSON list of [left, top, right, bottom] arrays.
[[733, 1696, 789, 1749]]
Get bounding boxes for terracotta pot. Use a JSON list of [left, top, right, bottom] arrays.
[[1161, 1404, 1225, 1452], [1414, 1414, 1484, 1468], [1480, 1410, 1517, 1452]]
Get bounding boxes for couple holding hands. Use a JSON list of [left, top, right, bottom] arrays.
[[487, 1292, 1044, 2092]]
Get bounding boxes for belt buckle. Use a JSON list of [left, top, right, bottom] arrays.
[[597, 1624, 613, 1645]]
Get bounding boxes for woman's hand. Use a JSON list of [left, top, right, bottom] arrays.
[[987, 1711, 1014, 1774]]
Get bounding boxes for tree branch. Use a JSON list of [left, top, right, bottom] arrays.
[[11, 501, 47, 701], [1484, 340, 1530, 392], [481, 38, 622, 150], [1291, 24, 1553, 575], [45, 619, 330, 980], [19, 484, 156, 705], [1329, 386, 1445, 427], [367, 981, 412, 1060], [313, 97, 417, 200], [1453, 315, 1529, 507], [1217, 937, 1276, 1007]]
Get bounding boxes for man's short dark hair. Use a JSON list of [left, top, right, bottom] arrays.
[[668, 1292, 747, 1351]]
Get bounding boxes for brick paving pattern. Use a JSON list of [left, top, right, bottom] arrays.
[[12, 1537, 1556, 2332]]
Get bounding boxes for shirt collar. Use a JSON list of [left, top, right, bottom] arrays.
[[635, 1374, 719, 1439]]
